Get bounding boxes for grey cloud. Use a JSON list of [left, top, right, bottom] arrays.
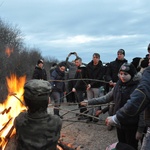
[[0, 0, 150, 63]]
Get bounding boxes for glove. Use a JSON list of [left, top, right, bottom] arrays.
[[135, 131, 143, 140]]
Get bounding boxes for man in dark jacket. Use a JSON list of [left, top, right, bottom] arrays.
[[105, 49, 128, 130], [86, 53, 105, 122], [105, 49, 128, 87], [14, 79, 62, 150], [72, 57, 87, 120], [65, 52, 78, 103], [50, 62, 66, 118], [106, 45, 150, 150], [32, 59, 47, 80]]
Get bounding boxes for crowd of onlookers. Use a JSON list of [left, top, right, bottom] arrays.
[[13, 43, 150, 150]]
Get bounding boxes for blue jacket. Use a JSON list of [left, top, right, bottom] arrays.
[[50, 67, 65, 92], [116, 66, 150, 126]]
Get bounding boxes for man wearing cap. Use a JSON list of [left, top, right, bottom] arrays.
[[14, 79, 62, 150], [32, 59, 47, 80]]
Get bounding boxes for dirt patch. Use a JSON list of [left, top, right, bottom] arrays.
[[56, 103, 118, 150]]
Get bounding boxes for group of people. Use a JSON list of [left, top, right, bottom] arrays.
[[13, 43, 150, 150]]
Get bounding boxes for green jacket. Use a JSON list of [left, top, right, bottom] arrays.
[[14, 111, 62, 150]]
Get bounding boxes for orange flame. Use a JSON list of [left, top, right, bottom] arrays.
[[0, 75, 74, 150], [5, 47, 13, 57], [0, 74, 26, 150]]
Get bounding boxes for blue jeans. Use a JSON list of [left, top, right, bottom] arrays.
[[141, 128, 150, 150], [51, 91, 63, 106]]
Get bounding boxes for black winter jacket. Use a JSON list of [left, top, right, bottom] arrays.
[[112, 79, 140, 125], [32, 65, 47, 80], [105, 58, 127, 82], [88, 75, 141, 126], [50, 67, 65, 92], [86, 60, 104, 88], [73, 65, 87, 91]]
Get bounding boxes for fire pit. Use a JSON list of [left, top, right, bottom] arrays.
[[0, 75, 26, 150], [4, 135, 77, 150], [0, 75, 80, 150]]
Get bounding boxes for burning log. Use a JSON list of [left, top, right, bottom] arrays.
[[0, 118, 12, 132], [9, 92, 25, 106], [0, 107, 11, 115], [0, 126, 15, 150], [58, 141, 76, 150], [5, 126, 14, 139], [5, 107, 11, 114], [4, 136, 79, 150], [0, 109, 7, 115]]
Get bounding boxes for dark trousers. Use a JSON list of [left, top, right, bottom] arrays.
[[116, 125, 138, 150], [51, 91, 63, 116], [66, 80, 76, 103], [75, 90, 87, 113]]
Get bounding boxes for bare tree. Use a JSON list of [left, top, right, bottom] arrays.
[[0, 18, 60, 102]]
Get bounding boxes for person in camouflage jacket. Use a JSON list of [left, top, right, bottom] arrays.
[[14, 79, 62, 150]]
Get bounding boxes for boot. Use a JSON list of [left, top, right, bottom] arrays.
[[78, 105, 87, 120], [54, 108, 59, 115], [53, 108, 63, 119]]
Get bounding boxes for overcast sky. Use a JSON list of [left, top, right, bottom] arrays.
[[0, 0, 150, 63]]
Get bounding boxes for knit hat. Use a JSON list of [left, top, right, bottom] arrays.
[[117, 49, 125, 56], [37, 59, 44, 64], [119, 63, 137, 78]]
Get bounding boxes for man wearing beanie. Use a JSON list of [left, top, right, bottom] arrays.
[[105, 49, 127, 88], [81, 63, 145, 149], [14, 79, 62, 150], [32, 59, 47, 80]]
